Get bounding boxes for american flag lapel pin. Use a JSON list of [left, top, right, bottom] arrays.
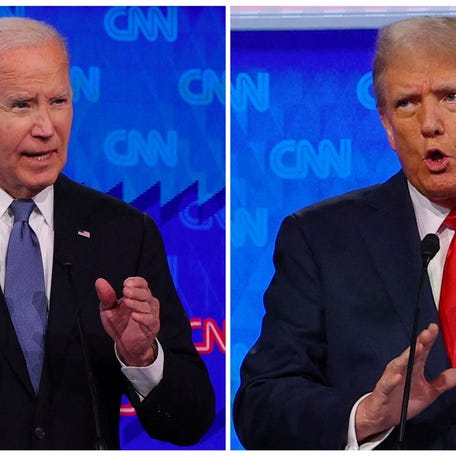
[[77, 229, 91, 239]]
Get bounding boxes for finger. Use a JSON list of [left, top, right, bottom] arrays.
[[417, 323, 439, 348], [122, 276, 154, 304], [390, 324, 437, 374], [374, 350, 410, 396], [387, 348, 409, 374], [122, 298, 152, 313], [123, 276, 149, 289], [122, 284, 153, 303], [430, 368, 456, 395], [123, 295, 159, 314], [413, 323, 439, 368], [377, 371, 403, 396], [95, 277, 118, 310]]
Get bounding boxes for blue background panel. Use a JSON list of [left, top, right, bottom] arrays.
[[0, 6, 225, 450], [231, 28, 401, 449]]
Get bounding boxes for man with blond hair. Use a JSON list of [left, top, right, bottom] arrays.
[[234, 16, 456, 450]]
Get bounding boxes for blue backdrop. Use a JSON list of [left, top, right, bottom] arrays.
[[230, 28, 402, 449], [0, 6, 225, 450]]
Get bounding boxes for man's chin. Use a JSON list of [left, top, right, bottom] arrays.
[[422, 187, 456, 209], [14, 177, 59, 199]]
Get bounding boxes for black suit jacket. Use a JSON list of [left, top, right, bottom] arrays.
[[0, 174, 214, 449], [233, 171, 456, 450]]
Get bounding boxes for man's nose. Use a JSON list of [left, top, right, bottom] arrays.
[[419, 100, 444, 137], [30, 106, 55, 138]]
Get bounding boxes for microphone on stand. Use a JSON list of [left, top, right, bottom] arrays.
[[396, 233, 440, 449], [62, 260, 107, 450]]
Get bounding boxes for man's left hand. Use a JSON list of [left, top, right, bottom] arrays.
[[96, 276, 160, 367]]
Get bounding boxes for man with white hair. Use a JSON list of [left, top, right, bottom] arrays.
[[0, 16, 214, 449]]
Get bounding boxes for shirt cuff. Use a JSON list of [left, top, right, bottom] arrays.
[[115, 339, 164, 399], [345, 393, 394, 450]]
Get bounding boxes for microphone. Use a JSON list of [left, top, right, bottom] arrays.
[[421, 233, 440, 267], [62, 260, 107, 450], [396, 233, 440, 449]]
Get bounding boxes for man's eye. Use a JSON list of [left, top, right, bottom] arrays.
[[12, 102, 31, 110], [397, 99, 411, 108], [446, 93, 456, 102]]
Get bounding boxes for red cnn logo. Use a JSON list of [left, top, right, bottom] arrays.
[[190, 317, 225, 354]]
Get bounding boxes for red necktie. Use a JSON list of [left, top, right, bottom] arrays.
[[439, 210, 456, 367]]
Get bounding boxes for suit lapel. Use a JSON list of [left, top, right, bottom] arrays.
[[359, 172, 423, 330], [45, 175, 95, 373], [0, 291, 35, 394], [358, 171, 449, 378]]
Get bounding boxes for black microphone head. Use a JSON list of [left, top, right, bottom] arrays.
[[421, 233, 440, 263], [56, 256, 74, 274]]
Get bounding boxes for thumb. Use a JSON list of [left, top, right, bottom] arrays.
[[95, 277, 117, 310], [431, 368, 456, 396]]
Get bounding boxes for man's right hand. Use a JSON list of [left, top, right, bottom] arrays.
[[355, 323, 456, 443]]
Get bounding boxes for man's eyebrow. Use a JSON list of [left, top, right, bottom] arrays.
[[51, 91, 72, 98], [434, 83, 456, 94], [2, 91, 73, 103], [6, 94, 35, 101]]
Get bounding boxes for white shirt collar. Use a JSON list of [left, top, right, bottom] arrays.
[[408, 181, 449, 238], [0, 185, 54, 229]]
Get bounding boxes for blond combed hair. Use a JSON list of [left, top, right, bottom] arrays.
[[373, 16, 456, 109]]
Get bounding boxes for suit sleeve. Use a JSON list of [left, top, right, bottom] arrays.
[[233, 214, 359, 449], [126, 214, 215, 446]]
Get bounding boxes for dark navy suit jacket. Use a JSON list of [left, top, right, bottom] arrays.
[[234, 171, 456, 449], [0, 174, 214, 449]]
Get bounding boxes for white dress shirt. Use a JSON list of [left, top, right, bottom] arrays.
[[346, 181, 452, 450], [0, 185, 163, 399]]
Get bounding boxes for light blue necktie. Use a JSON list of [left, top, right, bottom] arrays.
[[4, 199, 47, 393]]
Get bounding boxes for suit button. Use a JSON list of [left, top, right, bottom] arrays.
[[156, 409, 172, 418], [34, 426, 46, 440]]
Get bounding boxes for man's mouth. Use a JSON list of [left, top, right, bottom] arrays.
[[23, 150, 54, 161], [428, 150, 445, 161], [424, 149, 450, 171]]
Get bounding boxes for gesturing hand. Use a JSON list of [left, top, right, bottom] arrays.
[[96, 276, 160, 367], [355, 323, 456, 443]]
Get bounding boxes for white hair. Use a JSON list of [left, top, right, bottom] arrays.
[[0, 16, 69, 62]]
